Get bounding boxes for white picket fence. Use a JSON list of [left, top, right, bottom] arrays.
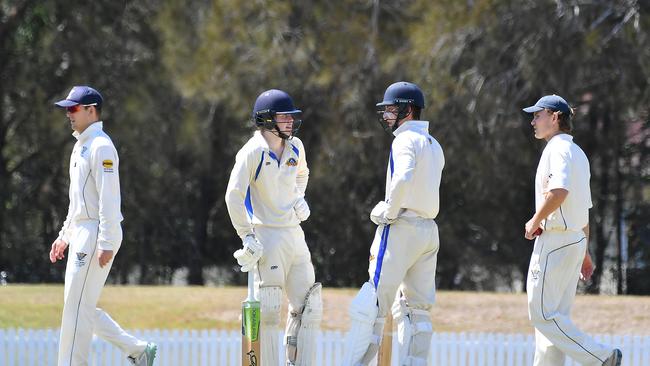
[[1, 328, 649, 366]]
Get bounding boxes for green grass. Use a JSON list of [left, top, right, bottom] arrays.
[[2, 285, 649, 334]]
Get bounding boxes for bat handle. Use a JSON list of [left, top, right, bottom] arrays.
[[247, 266, 256, 300]]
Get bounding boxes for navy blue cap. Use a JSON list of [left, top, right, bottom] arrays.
[[54, 86, 103, 108], [523, 94, 570, 114], [376, 81, 425, 109]]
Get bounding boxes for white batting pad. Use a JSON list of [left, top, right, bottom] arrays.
[[404, 308, 433, 366], [342, 282, 379, 366], [260, 286, 283, 325], [393, 297, 413, 365], [259, 286, 282, 365], [295, 283, 322, 365]]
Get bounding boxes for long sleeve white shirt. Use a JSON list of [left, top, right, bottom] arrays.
[[57, 122, 123, 250], [535, 133, 592, 231], [225, 131, 309, 239], [384, 120, 445, 220]]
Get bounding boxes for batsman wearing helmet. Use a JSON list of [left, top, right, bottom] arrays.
[[225, 89, 322, 365], [344, 82, 444, 366]]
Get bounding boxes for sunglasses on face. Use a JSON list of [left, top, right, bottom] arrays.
[[66, 103, 97, 113]]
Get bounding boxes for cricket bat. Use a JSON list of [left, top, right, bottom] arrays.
[[377, 312, 393, 366], [242, 270, 260, 366]]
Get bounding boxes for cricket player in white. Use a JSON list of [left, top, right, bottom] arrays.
[[226, 89, 321, 366], [523, 95, 621, 366], [50, 86, 157, 366], [344, 82, 444, 366]]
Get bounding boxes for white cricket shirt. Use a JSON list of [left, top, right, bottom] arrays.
[[57, 122, 124, 250], [225, 131, 309, 239], [384, 120, 445, 220], [535, 133, 592, 231]]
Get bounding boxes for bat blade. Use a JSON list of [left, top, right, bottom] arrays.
[[378, 312, 393, 366], [242, 271, 260, 366]]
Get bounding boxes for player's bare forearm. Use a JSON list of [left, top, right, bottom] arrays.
[[525, 188, 568, 239], [533, 188, 568, 223]]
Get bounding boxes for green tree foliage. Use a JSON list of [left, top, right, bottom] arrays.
[[1, 0, 647, 293]]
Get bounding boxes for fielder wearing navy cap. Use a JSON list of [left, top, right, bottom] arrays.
[[54, 86, 103, 108], [522, 94, 571, 114]]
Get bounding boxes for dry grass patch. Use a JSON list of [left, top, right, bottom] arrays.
[[1, 285, 648, 334]]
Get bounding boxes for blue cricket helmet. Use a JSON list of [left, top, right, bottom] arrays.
[[251, 89, 302, 139], [376, 81, 425, 109], [252, 89, 301, 117]]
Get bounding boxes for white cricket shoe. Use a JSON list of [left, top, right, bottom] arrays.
[[602, 349, 622, 366], [128, 342, 157, 366]]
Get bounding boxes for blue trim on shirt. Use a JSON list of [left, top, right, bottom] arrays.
[[268, 151, 280, 167], [373, 224, 391, 289], [245, 187, 253, 218], [254, 152, 265, 181], [291, 144, 299, 157], [246, 152, 266, 219], [389, 149, 394, 178]]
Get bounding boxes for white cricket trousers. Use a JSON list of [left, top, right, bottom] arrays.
[[58, 221, 147, 366], [527, 230, 613, 366], [254, 225, 316, 310], [368, 217, 439, 316]]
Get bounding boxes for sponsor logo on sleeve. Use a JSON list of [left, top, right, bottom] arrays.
[[102, 159, 114, 173]]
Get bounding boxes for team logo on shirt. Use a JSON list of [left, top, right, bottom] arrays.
[[286, 158, 298, 167], [102, 159, 114, 173], [80, 146, 88, 157], [75, 252, 87, 267]]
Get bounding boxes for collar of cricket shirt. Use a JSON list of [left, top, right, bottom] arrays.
[[73, 121, 104, 142], [547, 133, 573, 145], [253, 130, 295, 161], [393, 120, 429, 137]]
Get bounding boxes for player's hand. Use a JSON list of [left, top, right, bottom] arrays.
[[294, 197, 311, 222], [234, 234, 263, 272], [98, 250, 114, 268], [580, 252, 595, 281], [370, 201, 395, 226], [524, 218, 542, 240], [49, 239, 69, 263]]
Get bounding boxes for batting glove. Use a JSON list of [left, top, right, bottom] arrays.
[[294, 197, 311, 222], [370, 201, 396, 226], [233, 234, 263, 272]]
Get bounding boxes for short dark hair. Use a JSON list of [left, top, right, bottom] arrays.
[[556, 108, 574, 133], [411, 105, 421, 120], [544, 108, 573, 133], [87, 104, 101, 118]]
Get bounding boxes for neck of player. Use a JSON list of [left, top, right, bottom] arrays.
[[262, 129, 285, 157]]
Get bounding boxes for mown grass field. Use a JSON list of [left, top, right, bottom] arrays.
[[2, 285, 649, 334]]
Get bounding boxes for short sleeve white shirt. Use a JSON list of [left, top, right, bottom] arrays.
[[535, 133, 592, 231]]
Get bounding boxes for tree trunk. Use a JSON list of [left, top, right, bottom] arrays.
[[615, 144, 624, 294], [589, 107, 611, 294]]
